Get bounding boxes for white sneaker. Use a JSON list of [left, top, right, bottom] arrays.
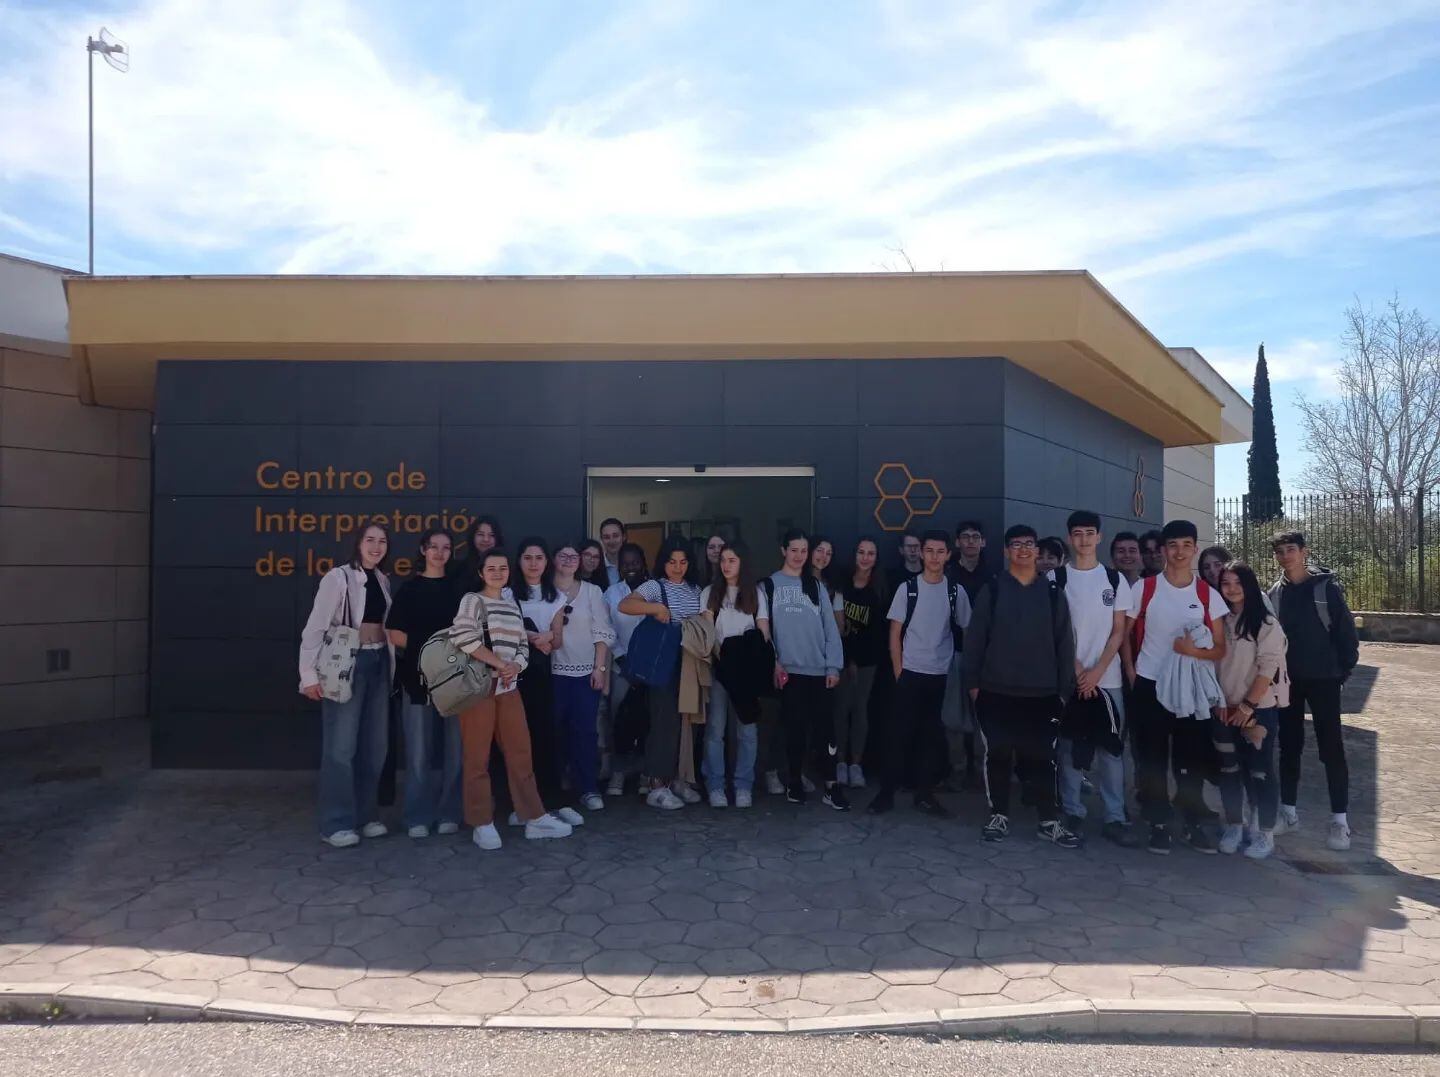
[[671, 781, 701, 804], [437, 822, 459, 835], [708, 788, 728, 809], [1327, 821, 1352, 851], [581, 793, 605, 812], [1244, 806, 1259, 846], [1245, 830, 1276, 860], [361, 821, 388, 839], [647, 786, 685, 811], [472, 823, 502, 850], [836, 761, 849, 787], [764, 770, 785, 796], [801, 775, 816, 794], [849, 764, 866, 788], [407, 824, 430, 839], [1218, 824, 1244, 855], [606, 773, 626, 797], [322, 830, 359, 848], [734, 789, 753, 808], [557, 806, 585, 827], [1274, 806, 1299, 835], [525, 813, 573, 839]]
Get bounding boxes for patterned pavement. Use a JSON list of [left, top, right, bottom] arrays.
[[1, 644, 1437, 1022]]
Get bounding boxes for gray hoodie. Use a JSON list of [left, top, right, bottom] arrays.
[[766, 571, 844, 677], [962, 571, 1076, 699]]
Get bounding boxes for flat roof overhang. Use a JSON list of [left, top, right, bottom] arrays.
[[64, 270, 1223, 447]]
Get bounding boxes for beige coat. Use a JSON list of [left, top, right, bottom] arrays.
[[1219, 612, 1290, 710], [678, 614, 716, 723]]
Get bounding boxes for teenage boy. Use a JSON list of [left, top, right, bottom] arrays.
[[963, 524, 1080, 848], [1055, 511, 1137, 846], [869, 530, 972, 817], [1110, 532, 1144, 587], [897, 530, 923, 582], [1127, 519, 1229, 855], [1036, 537, 1068, 575], [765, 529, 849, 811], [1139, 530, 1165, 578], [946, 520, 994, 788], [599, 518, 627, 587], [1269, 530, 1360, 850]]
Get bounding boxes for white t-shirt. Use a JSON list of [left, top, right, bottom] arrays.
[[516, 590, 566, 639], [699, 584, 770, 642], [1056, 565, 1133, 690], [886, 575, 973, 676], [1132, 573, 1229, 681]]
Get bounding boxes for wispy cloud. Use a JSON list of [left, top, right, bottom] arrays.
[[1203, 338, 1345, 400], [0, 0, 1436, 284]]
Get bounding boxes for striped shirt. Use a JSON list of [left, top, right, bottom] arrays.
[[451, 593, 529, 695], [635, 578, 703, 620]]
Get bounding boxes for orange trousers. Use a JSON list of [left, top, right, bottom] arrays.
[[457, 690, 545, 827]]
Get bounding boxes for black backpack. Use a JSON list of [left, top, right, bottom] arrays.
[[901, 576, 962, 648]]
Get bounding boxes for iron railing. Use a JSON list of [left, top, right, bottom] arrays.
[[1213, 489, 1439, 613]]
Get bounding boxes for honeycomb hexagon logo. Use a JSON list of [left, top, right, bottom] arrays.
[[872, 463, 943, 531]]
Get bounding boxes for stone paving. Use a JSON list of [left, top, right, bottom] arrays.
[[1, 644, 1437, 1023]]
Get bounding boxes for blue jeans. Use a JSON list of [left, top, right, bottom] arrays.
[[400, 699, 463, 829], [553, 674, 601, 797], [1212, 707, 1280, 830], [1057, 686, 1127, 824], [318, 647, 390, 836], [704, 681, 758, 792]]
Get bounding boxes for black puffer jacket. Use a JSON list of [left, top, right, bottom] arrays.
[[1271, 571, 1359, 681]]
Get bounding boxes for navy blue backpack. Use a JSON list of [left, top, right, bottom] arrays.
[[624, 582, 683, 687]]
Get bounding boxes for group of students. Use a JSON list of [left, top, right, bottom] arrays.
[[297, 510, 1359, 862]]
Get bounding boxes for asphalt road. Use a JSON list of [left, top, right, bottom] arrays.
[[1, 1023, 1435, 1076]]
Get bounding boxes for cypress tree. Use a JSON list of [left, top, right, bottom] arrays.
[[1247, 342, 1283, 521]]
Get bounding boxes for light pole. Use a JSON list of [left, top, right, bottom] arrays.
[[86, 28, 128, 275]]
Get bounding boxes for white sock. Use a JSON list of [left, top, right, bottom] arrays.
[[1280, 804, 1298, 820], [1332, 812, 1348, 827]]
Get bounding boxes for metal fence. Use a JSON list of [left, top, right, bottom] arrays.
[[1214, 489, 1440, 613]]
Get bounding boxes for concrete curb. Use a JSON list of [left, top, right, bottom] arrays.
[[2, 984, 1437, 1047]]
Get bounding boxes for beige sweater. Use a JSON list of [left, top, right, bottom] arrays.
[[1218, 612, 1290, 709]]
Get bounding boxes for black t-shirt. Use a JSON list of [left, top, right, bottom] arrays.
[[950, 561, 996, 605], [840, 579, 886, 668], [387, 575, 461, 704], [362, 568, 387, 623]]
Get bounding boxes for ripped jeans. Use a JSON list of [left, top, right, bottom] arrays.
[[1210, 707, 1279, 831]]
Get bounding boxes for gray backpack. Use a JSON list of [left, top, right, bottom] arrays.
[[418, 599, 495, 717]]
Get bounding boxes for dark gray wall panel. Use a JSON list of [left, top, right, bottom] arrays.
[[438, 425, 583, 497], [722, 359, 858, 426], [156, 360, 298, 424], [154, 424, 298, 498], [440, 361, 586, 425], [584, 361, 725, 425], [721, 425, 857, 497], [857, 357, 1003, 424]]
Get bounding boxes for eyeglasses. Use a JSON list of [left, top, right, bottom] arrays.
[[1007, 540, 1038, 550], [555, 552, 580, 562]]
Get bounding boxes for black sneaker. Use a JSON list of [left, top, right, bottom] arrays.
[[1103, 821, 1139, 848], [1148, 825, 1172, 855], [1184, 824, 1218, 854], [1037, 820, 1083, 849], [822, 786, 850, 812], [786, 785, 806, 805], [982, 813, 1009, 842], [1063, 812, 1086, 836], [866, 791, 895, 815], [914, 794, 951, 819]]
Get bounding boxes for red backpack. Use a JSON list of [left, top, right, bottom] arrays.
[[1131, 575, 1215, 654]]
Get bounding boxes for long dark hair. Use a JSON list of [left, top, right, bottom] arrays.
[[1220, 560, 1271, 642], [347, 523, 392, 572], [1199, 544, 1233, 584], [810, 534, 840, 594], [464, 515, 504, 557], [851, 535, 886, 599], [512, 535, 558, 603], [578, 538, 609, 588], [707, 541, 759, 618], [654, 535, 697, 585]]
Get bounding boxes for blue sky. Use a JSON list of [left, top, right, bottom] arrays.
[[3, 0, 1438, 495]]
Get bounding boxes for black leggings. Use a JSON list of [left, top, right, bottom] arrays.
[[1279, 677, 1347, 813], [884, 671, 948, 796], [781, 674, 837, 789]]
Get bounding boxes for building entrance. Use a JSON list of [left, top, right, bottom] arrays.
[[587, 467, 815, 575]]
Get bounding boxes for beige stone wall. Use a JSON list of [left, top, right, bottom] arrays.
[[0, 346, 151, 731]]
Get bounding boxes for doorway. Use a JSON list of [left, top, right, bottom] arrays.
[[587, 467, 815, 575]]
